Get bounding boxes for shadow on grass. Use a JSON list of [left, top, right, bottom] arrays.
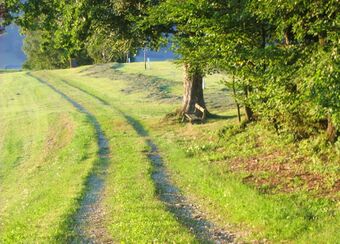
[[110, 63, 125, 70], [208, 113, 238, 120], [78, 63, 181, 102]]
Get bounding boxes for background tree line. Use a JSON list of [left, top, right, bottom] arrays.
[[3, 0, 339, 142]]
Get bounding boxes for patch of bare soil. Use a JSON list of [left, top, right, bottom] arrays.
[[44, 113, 75, 152], [229, 151, 339, 199]]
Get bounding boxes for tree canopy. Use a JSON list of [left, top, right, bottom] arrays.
[[4, 0, 339, 141]]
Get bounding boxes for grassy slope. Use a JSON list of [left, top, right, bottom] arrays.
[[0, 72, 98, 242], [1, 62, 338, 242], [154, 129, 340, 243], [40, 62, 339, 243], [32, 70, 195, 242]]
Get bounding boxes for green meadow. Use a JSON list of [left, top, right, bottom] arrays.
[[0, 62, 338, 243]]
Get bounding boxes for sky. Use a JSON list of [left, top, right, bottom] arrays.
[[0, 24, 26, 69]]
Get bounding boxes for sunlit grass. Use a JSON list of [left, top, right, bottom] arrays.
[[1, 61, 338, 242], [0, 72, 98, 242], [46, 61, 339, 242], [32, 70, 195, 242]]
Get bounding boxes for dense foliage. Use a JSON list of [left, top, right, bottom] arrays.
[[3, 0, 155, 67], [145, 0, 339, 141], [3, 0, 339, 141], [22, 30, 68, 70]]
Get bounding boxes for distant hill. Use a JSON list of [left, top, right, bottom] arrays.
[[0, 24, 26, 69]]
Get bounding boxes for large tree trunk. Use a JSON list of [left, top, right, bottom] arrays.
[[181, 63, 206, 115]]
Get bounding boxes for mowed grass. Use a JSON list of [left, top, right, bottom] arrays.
[[0, 72, 98, 242], [31, 71, 195, 242], [35, 61, 340, 243], [1, 61, 338, 242]]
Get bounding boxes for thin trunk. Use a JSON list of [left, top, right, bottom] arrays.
[[232, 74, 241, 123], [236, 103, 241, 123], [69, 56, 72, 68], [181, 63, 206, 115], [284, 32, 290, 45], [244, 106, 254, 122], [261, 25, 267, 72], [144, 48, 147, 70], [244, 85, 254, 122], [284, 25, 293, 45]]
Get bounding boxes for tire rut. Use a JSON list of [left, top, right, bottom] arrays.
[[28, 73, 112, 243], [56, 77, 235, 243]]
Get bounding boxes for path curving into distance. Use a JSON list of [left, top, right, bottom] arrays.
[[28, 73, 112, 243], [57, 77, 235, 243]]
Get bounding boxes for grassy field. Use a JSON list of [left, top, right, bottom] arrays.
[[31, 69, 195, 242], [0, 72, 98, 242], [0, 62, 339, 243]]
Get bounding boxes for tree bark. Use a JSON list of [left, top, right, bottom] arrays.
[[244, 85, 254, 121], [244, 106, 254, 122], [181, 63, 206, 115], [232, 74, 241, 123]]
